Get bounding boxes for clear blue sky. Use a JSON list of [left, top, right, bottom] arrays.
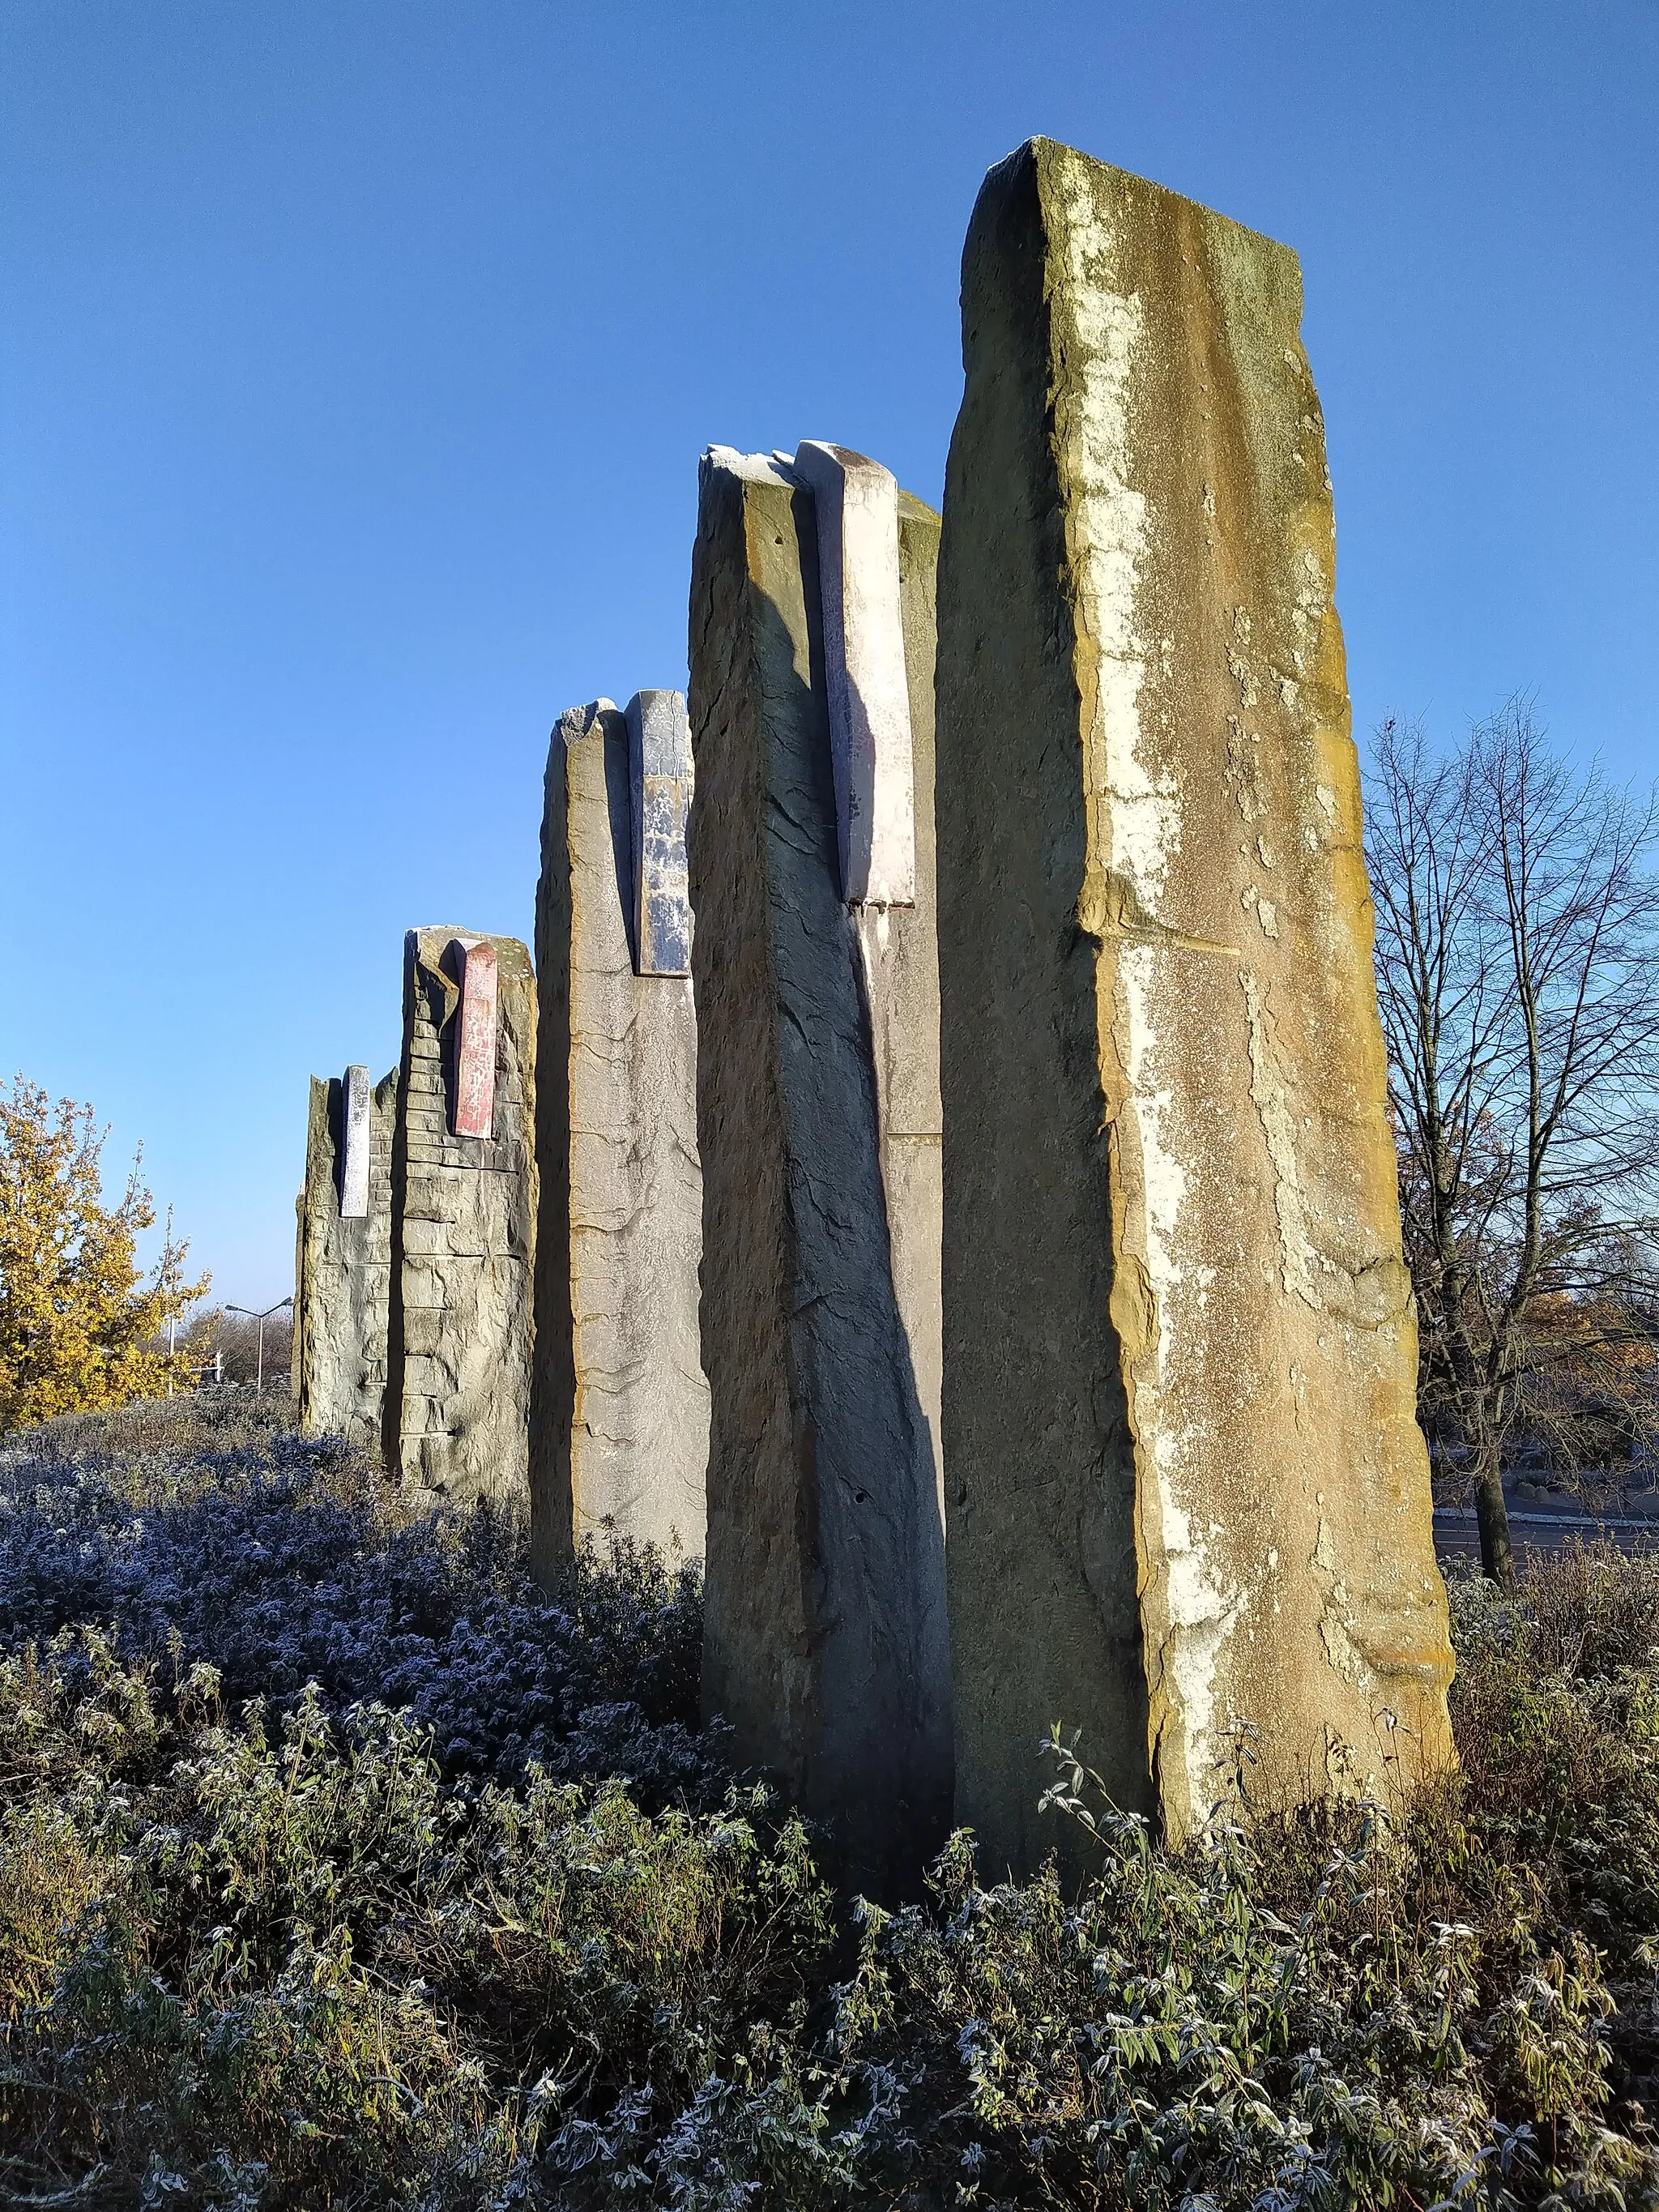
[[3, 1, 1656, 1308]]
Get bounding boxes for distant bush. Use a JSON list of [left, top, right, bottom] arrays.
[[2, 1404, 1659, 2207]]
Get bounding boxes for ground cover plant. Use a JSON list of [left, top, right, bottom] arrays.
[[0, 1396, 714, 1805], [2, 1400, 1659, 2207]]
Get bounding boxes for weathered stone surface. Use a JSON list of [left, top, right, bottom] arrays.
[[453, 941, 499, 1138], [687, 444, 949, 1896], [386, 928, 536, 1503], [936, 139, 1456, 1878], [295, 1065, 396, 1449], [627, 689, 694, 976], [792, 442, 916, 907], [529, 702, 708, 1582]]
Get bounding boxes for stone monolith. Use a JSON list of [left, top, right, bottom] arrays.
[[687, 443, 949, 1895], [295, 1064, 396, 1448], [529, 695, 708, 1581], [936, 139, 1456, 1878], [386, 927, 536, 1502]]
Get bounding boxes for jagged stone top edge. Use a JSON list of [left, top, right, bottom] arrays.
[[702, 444, 798, 488], [407, 925, 534, 968], [555, 698, 621, 741], [989, 135, 1297, 265], [308, 1065, 394, 1083], [702, 441, 939, 527], [552, 696, 690, 752]]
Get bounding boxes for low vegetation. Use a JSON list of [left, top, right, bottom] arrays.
[[2, 1401, 1659, 2207]]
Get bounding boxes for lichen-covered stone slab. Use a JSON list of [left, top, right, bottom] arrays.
[[688, 444, 949, 1896], [529, 699, 708, 1582], [295, 1064, 396, 1449], [387, 927, 536, 1503], [936, 139, 1455, 1877], [792, 441, 916, 906]]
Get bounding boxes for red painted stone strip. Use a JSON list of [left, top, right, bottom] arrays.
[[452, 940, 498, 1138]]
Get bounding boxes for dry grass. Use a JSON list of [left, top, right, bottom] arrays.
[[3, 1386, 305, 1470]]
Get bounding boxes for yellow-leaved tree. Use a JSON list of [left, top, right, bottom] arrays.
[[0, 1076, 208, 1432]]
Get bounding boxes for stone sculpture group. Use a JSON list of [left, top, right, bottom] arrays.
[[292, 140, 1456, 1895]]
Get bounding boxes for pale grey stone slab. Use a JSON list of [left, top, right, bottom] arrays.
[[296, 1064, 396, 1450], [794, 440, 916, 907], [625, 690, 693, 977], [339, 1063, 372, 1219], [528, 702, 708, 1584]]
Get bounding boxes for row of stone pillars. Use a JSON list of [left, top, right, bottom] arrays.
[[296, 138, 1455, 1897]]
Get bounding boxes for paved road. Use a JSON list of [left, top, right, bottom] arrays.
[[1435, 1508, 1659, 1565]]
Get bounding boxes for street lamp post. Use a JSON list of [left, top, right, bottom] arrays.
[[225, 1297, 293, 1396]]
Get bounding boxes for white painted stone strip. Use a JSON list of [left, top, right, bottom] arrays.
[[794, 440, 916, 906], [339, 1063, 371, 1219], [625, 690, 693, 976]]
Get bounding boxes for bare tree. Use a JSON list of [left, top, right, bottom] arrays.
[[181, 1304, 293, 1391], [1367, 701, 1659, 1584]]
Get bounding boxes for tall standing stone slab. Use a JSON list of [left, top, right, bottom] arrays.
[[295, 1065, 396, 1448], [386, 928, 536, 1503], [936, 140, 1456, 1877], [530, 697, 708, 1582], [687, 444, 949, 1896]]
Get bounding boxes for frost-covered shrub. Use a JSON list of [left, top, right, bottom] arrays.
[[0, 1396, 721, 1804], [4, 1403, 1659, 2208], [815, 1739, 1652, 2212], [0, 1633, 831, 2208], [1444, 1555, 1659, 1980], [9, 1618, 1656, 2210]]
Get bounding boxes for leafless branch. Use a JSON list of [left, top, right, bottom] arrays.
[[1365, 699, 1659, 1582]]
